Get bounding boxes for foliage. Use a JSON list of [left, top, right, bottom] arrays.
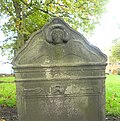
[[0, 0, 109, 59], [106, 74, 120, 116], [109, 55, 117, 66], [112, 38, 120, 61], [117, 68, 120, 75], [0, 75, 120, 117]]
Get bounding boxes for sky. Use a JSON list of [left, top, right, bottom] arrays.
[[0, 0, 120, 74], [89, 0, 120, 49]]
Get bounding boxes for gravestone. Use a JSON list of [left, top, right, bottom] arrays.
[[12, 17, 107, 121]]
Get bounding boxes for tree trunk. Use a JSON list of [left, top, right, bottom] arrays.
[[13, 0, 25, 51]]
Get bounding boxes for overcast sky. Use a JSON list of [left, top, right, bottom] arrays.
[[89, 0, 120, 49], [0, 0, 120, 74]]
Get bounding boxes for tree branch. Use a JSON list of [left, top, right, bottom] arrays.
[[0, 36, 17, 44], [20, 0, 56, 17], [12, 0, 22, 19], [1, 2, 15, 19], [0, 61, 11, 64]]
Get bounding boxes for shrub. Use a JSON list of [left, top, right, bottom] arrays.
[[117, 68, 120, 75]]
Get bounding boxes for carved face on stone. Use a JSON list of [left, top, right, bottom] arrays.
[[45, 24, 69, 45], [52, 28, 65, 44]]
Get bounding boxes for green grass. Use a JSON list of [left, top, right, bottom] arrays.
[[0, 76, 15, 82], [0, 75, 120, 116], [0, 77, 16, 107], [106, 74, 120, 116]]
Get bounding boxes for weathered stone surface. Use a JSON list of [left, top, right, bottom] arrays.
[[13, 17, 107, 121]]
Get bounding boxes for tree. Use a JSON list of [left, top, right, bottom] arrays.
[[112, 38, 120, 61], [0, 0, 109, 59]]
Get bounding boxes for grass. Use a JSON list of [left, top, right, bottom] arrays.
[[106, 74, 120, 116], [0, 75, 120, 116], [0, 77, 16, 107]]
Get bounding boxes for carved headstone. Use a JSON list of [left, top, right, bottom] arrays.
[[13, 17, 107, 121]]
